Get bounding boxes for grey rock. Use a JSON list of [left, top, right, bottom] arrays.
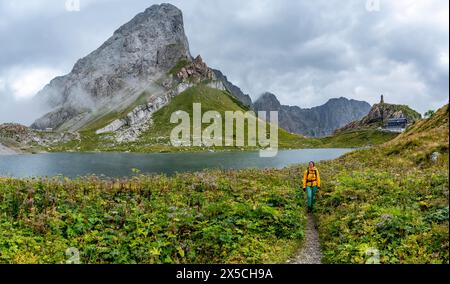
[[253, 92, 281, 111], [212, 69, 253, 108], [31, 3, 191, 131], [32, 106, 81, 131], [337, 99, 422, 133], [176, 55, 215, 83], [206, 80, 226, 91], [99, 93, 173, 142], [0, 123, 79, 150], [376, 214, 393, 228], [96, 119, 126, 135], [101, 78, 226, 143], [253, 93, 371, 137], [431, 152, 441, 162]]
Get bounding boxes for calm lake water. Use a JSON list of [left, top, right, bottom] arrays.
[[0, 149, 353, 178]]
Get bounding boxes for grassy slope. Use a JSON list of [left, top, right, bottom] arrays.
[[168, 59, 190, 76], [50, 85, 322, 152], [81, 91, 153, 132], [320, 129, 398, 148], [49, 84, 395, 152], [385, 103, 422, 122], [312, 104, 449, 263], [120, 84, 323, 152]]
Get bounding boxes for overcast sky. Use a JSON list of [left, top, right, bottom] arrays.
[[0, 0, 448, 124]]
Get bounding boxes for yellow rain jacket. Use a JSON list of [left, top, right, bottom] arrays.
[[303, 167, 321, 188]]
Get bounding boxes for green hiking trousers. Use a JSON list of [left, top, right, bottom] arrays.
[[306, 186, 318, 210]]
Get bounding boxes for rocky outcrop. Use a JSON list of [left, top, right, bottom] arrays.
[[253, 93, 371, 137], [32, 106, 82, 131], [212, 69, 253, 108], [253, 92, 281, 111], [32, 3, 192, 131], [96, 76, 226, 143], [96, 94, 172, 142], [175, 55, 215, 83], [94, 52, 228, 142], [0, 123, 31, 139], [336, 99, 422, 133], [0, 123, 79, 149]]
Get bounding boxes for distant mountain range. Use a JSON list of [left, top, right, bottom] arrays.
[[30, 3, 375, 140], [253, 93, 371, 137]]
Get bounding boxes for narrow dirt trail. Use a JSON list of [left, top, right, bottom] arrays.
[[289, 213, 322, 264]]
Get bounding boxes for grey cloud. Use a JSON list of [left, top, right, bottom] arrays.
[[0, 0, 448, 125]]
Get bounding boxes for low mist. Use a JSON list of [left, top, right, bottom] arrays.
[[0, 93, 52, 126]]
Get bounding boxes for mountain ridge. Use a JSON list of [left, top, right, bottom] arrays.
[[253, 92, 371, 137]]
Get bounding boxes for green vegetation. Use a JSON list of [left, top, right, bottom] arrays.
[[385, 103, 422, 122], [81, 91, 153, 132], [121, 84, 321, 151], [49, 131, 113, 153], [47, 91, 158, 153], [168, 59, 190, 76], [49, 84, 395, 153], [50, 84, 323, 152], [1, 104, 447, 264], [313, 104, 449, 263], [320, 129, 398, 148], [403, 105, 449, 138], [424, 110, 435, 119], [0, 168, 305, 264]]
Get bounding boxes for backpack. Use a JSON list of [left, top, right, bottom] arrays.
[[306, 168, 317, 181]]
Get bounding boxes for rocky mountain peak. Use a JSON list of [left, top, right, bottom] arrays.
[[211, 69, 253, 108], [253, 92, 282, 111], [69, 3, 191, 86], [114, 4, 184, 36], [32, 3, 192, 131], [336, 98, 422, 133]]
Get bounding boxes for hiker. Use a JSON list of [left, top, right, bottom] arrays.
[[303, 161, 321, 213]]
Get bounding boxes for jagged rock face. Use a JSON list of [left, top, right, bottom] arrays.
[[253, 94, 371, 137], [32, 3, 191, 131], [176, 55, 215, 83], [96, 94, 172, 142], [212, 69, 253, 108], [336, 102, 422, 133], [31, 106, 81, 130], [253, 92, 281, 111]]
